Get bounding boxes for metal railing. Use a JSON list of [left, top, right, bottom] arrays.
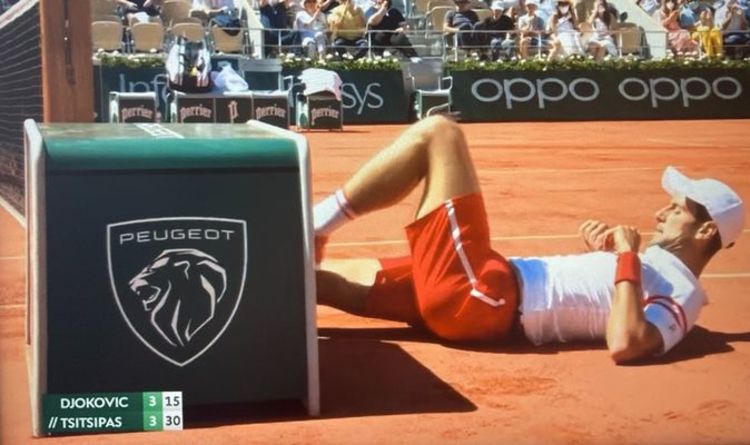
[[97, 24, 750, 62]]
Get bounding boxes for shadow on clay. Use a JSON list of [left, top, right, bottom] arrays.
[[183, 336, 476, 429], [318, 323, 750, 364], [633, 325, 750, 366]]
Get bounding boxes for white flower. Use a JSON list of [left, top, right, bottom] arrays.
[[383, 50, 392, 57]]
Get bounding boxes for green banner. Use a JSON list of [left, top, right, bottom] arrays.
[[449, 68, 750, 121], [42, 391, 183, 435], [337, 70, 408, 123], [94, 66, 169, 123]]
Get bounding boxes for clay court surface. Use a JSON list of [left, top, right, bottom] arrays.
[[1, 119, 749, 444]]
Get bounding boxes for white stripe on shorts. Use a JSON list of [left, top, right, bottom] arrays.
[[444, 199, 505, 308]]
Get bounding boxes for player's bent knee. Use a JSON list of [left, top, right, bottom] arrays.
[[418, 114, 459, 136]]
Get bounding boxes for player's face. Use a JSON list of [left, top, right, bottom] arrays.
[[649, 195, 700, 249]]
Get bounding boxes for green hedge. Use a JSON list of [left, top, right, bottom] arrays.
[[95, 52, 750, 72]]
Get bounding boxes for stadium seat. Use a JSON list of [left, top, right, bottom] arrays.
[[161, 0, 192, 27], [427, 6, 453, 32], [92, 14, 123, 24], [616, 22, 642, 56], [579, 20, 593, 43], [240, 58, 294, 128], [172, 22, 205, 42], [92, 21, 124, 51], [211, 26, 245, 53], [409, 64, 453, 119], [131, 22, 166, 52], [427, 0, 456, 12], [412, 0, 432, 17]]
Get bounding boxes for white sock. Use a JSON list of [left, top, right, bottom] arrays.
[[313, 189, 357, 236]]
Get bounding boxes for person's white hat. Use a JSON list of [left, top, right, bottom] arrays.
[[662, 166, 745, 248], [526, 0, 539, 7], [490, 0, 505, 9]]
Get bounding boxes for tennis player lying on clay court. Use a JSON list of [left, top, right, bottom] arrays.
[[313, 116, 745, 364]]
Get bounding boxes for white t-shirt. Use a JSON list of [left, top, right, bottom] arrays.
[[295, 9, 328, 32], [510, 246, 706, 354]]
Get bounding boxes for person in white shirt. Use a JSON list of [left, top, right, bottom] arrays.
[[546, 0, 583, 60], [295, 0, 329, 57], [586, 0, 617, 59], [313, 116, 745, 364]]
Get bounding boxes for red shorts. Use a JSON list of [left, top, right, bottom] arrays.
[[365, 193, 519, 342]]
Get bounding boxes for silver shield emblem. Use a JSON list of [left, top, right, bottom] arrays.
[[107, 217, 247, 367]]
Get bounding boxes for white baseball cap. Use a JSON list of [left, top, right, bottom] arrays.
[[662, 166, 745, 248], [526, 0, 539, 7], [490, 0, 505, 10]]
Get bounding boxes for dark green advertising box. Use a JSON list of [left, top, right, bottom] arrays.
[[24, 121, 319, 436]]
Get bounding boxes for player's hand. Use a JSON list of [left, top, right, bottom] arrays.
[[579, 219, 611, 251], [603, 225, 641, 254]]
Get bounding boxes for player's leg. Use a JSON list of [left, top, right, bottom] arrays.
[[314, 116, 484, 330], [314, 115, 480, 240], [317, 258, 421, 324], [316, 259, 377, 316]]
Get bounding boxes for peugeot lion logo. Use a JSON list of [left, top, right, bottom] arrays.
[[107, 217, 247, 367]]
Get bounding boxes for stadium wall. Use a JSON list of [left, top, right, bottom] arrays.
[[449, 68, 750, 121], [96, 65, 750, 124]]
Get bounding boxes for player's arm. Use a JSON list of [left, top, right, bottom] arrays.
[[605, 226, 663, 364]]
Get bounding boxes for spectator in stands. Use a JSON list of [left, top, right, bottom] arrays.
[[659, 0, 697, 54], [193, 0, 238, 18], [678, 0, 699, 29], [537, 0, 557, 22], [195, 0, 241, 32], [512, 0, 528, 17], [365, 0, 418, 57], [518, 0, 547, 58], [475, 0, 517, 60], [328, 0, 368, 58], [715, 0, 750, 58], [295, 0, 329, 57], [546, 0, 583, 59], [260, 0, 300, 55], [444, 0, 481, 52], [118, 0, 162, 25], [692, 8, 722, 57], [319, 0, 342, 14], [586, 0, 617, 59]]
